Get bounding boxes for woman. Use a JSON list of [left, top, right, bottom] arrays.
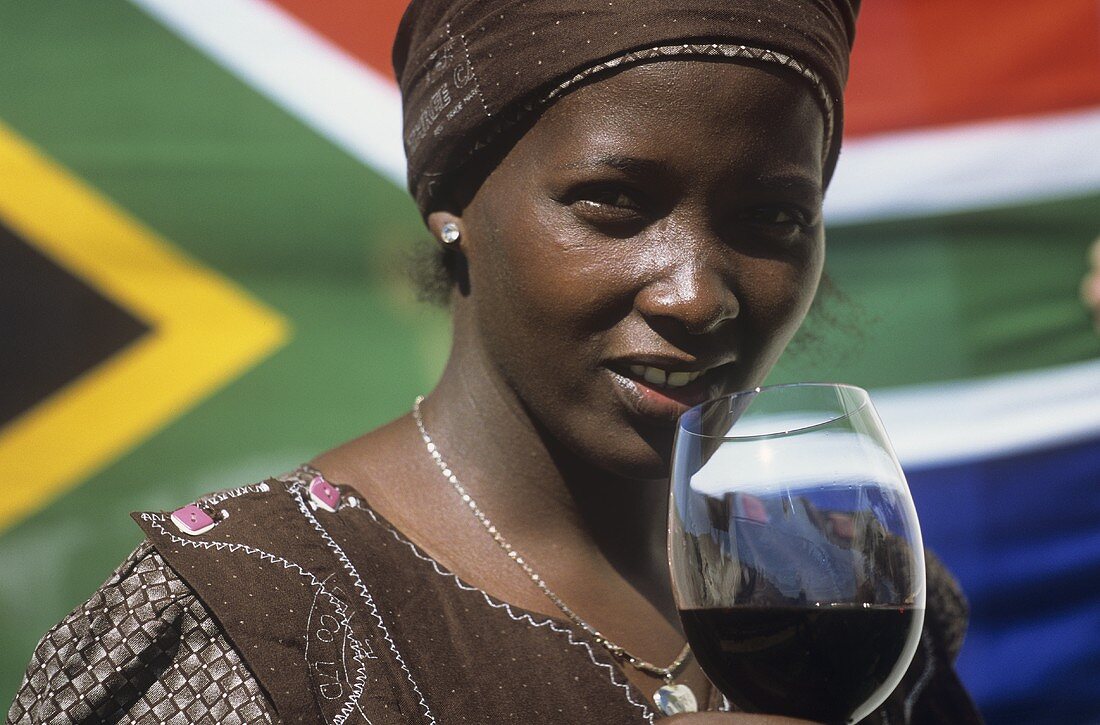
[[8, 0, 981, 722]]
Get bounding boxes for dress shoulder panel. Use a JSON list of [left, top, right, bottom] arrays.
[[133, 470, 439, 725], [6, 541, 277, 725]]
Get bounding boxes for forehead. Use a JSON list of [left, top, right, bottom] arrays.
[[504, 60, 825, 182]]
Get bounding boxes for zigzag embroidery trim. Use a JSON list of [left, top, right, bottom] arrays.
[[356, 505, 657, 723], [285, 479, 437, 725], [198, 481, 271, 507]]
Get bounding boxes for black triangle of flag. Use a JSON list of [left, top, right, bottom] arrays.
[[0, 218, 149, 427]]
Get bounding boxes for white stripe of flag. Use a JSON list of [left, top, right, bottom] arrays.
[[875, 358, 1100, 471], [828, 107, 1100, 224], [130, 0, 408, 186]]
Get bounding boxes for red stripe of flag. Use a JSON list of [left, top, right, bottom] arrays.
[[267, 0, 402, 79], [846, 0, 1100, 137], [269, 0, 1100, 138]]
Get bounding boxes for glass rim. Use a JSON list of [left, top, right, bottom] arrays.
[[676, 382, 871, 442]]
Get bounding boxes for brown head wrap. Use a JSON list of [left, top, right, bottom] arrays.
[[394, 0, 860, 215]]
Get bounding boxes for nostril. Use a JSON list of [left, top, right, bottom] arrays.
[[682, 303, 737, 335], [636, 264, 738, 335]]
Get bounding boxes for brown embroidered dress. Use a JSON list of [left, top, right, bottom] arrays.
[[8, 467, 981, 724]]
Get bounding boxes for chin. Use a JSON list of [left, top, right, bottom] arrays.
[[575, 423, 677, 482]]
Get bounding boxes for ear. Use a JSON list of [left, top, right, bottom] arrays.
[[427, 210, 463, 250]]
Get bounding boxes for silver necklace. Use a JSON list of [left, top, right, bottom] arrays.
[[412, 396, 698, 715]]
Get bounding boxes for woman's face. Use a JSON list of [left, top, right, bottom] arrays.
[[447, 60, 826, 479]]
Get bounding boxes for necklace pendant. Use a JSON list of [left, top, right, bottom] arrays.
[[655, 683, 698, 716]]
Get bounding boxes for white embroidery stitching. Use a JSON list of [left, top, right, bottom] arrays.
[[454, 26, 490, 119], [286, 467, 655, 721], [356, 506, 656, 723], [140, 513, 372, 725], [286, 482, 437, 725], [198, 482, 271, 507]]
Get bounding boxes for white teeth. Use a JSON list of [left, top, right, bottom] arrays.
[[627, 365, 704, 388], [667, 371, 693, 387]]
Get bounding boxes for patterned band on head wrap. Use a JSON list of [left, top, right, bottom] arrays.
[[394, 0, 861, 215]]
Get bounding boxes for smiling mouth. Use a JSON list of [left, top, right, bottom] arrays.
[[607, 360, 734, 422], [626, 364, 704, 389]]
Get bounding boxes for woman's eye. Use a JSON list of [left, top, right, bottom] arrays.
[[765, 209, 795, 224], [581, 193, 638, 210], [729, 204, 817, 251], [743, 206, 805, 226], [570, 186, 646, 215], [559, 183, 654, 236], [737, 205, 818, 241]]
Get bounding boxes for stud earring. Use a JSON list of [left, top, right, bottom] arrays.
[[440, 222, 461, 245]]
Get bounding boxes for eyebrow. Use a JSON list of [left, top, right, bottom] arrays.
[[753, 171, 823, 203], [560, 156, 823, 201]]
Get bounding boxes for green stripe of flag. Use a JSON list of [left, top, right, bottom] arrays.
[[771, 193, 1100, 388]]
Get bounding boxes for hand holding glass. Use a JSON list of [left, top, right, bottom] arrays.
[[669, 384, 925, 724]]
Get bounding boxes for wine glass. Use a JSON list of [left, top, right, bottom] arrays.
[[669, 383, 925, 724]]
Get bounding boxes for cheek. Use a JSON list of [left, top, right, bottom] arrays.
[[476, 210, 634, 341], [778, 244, 824, 322], [468, 236, 626, 401], [737, 242, 824, 351]]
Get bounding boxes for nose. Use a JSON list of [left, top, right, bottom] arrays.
[[635, 257, 739, 335]]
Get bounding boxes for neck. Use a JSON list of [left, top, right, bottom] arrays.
[[553, 443, 675, 616], [419, 319, 676, 620]]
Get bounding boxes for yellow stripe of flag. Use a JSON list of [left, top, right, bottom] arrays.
[[0, 121, 289, 531]]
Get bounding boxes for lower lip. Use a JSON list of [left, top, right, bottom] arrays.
[[606, 369, 716, 423]]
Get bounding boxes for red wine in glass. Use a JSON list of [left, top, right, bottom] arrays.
[[680, 604, 923, 724]]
